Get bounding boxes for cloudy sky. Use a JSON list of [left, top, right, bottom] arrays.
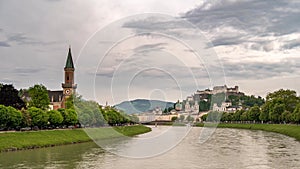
[[1, 0, 300, 105]]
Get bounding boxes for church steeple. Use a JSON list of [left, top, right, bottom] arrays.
[[62, 46, 77, 108], [65, 46, 74, 69]]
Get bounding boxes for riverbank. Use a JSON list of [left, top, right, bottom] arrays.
[[195, 123, 300, 141], [0, 125, 151, 152]]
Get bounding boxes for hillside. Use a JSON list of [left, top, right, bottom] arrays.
[[114, 99, 174, 114]]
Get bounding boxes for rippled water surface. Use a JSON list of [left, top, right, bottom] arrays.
[[0, 126, 299, 169]]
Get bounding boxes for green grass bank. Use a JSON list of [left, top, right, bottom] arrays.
[[195, 123, 300, 141], [0, 125, 151, 152]]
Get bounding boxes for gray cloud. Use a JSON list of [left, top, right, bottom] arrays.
[[7, 33, 59, 46], [283, 39, 300, 50], [12, 67, 44, 76], [183, 0, 300, 50], [223, 58, 300, 80], [0, 41, 10, 47], [133, 43, 167, 54]]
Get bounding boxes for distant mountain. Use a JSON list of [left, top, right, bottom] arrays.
[[114, 99, 175, 114]]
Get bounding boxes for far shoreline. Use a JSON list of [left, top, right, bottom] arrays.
[[145, 122, 300, 141], [195, 123, 300, 141]]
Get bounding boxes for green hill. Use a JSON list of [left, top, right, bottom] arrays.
[[115, 99, 174, 114]]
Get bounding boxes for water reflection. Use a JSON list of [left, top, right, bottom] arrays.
[[0, 127, 299, 169]]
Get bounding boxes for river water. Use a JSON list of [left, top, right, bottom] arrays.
[[0, 126, 299, 169]]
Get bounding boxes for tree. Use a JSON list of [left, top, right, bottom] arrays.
[[28, 107, 49, 129], [269, 103, 284, 123], [240, 111, 248, 121], [63, 109, 78, 126], [0, 105, 10, 129], [233, 110, 243, 121], [28, 84, 50, 110], [65, 94, 76, 109], [75, 99, 105, 126], [228, 95, 240, 106], [240, 95, 265, 108], [48, 110, 63, 127], [171, 116, 178, 122], [281, 110, 292, 123], [0, 105, 22, 129], [206, 111, 222, 122], [6, 106, 22, 129], [0, 84, 25, 109], [201, 114, 208, 121], [247, 105, 261, 122], [129, 114, 139, 124], [199, 100, 210, 112], [292, 103, 300, 124], [20, 108, 31, 127], [266, 89, 299, 112], [259, 104, 269, 123]]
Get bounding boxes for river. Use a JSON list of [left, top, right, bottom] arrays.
[[0, 126, 299, 169]]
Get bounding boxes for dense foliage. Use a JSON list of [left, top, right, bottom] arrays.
[[28, 84, 50, 110], [0, 84, 25, 109], [198, 93, 265, 112], [202, 89, 300, 124], [0, 93, 140, 130]]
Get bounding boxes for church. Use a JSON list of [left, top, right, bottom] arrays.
[[48, 47, 77, 110]]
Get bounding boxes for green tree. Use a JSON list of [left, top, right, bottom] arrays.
[[259, 104, 269, 123], [292, 103, 300, 124], [232, 110, 243, 121], [28, 84, 50, 110], [240, 95, 265, 108], [240, 111, 248, 121], [20, 108, 31, 127], [201, 114, 208, 121], [228, 95, 240, 106], [0, 84, 25, 109], [6, 106, 22, 128], [0, 105, 10, 129], [28, 107, 49, 129], [75, 99, 105, 126], [247, 105, 261, 122], [60, 109, 78, 126], [281, 110, 292, 123], [65, 94, 78, 109], [266, 89, 299, 112], [129, 114, 139, 123], [0, 105, 22, 129], [199, 100, 210, 112], [206, 111, 222, 122], [171, 116, 178, 122], [221, 112, 233, 122], [48, 110, 63, 127], [269, 103, 284, 123]]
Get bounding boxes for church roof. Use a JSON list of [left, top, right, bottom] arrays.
[[65, 47, 74, 69]]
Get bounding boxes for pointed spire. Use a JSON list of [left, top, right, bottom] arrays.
[[65, 46, 74, 69]]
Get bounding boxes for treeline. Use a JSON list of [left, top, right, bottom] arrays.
[[0, 84, 138, 131], [199, 93, 265, 112], [202, 89, 300, 124]]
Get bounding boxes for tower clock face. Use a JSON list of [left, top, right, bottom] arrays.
[[65, 89, 70, 95]]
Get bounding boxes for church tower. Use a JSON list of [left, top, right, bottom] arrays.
[[62, 46, 77, 108]]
